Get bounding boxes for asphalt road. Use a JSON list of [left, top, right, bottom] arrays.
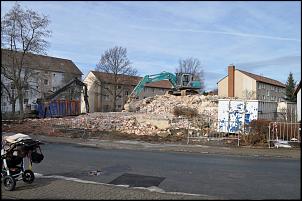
[[27, 142, 300, 200]]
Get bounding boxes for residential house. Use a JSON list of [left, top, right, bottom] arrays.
[[294, 81, 301, 122], [1, 49, 83, 114], [217, 64, 286, 101], [82, 71, 173, 112]]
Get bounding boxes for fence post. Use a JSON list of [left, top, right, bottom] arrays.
[[268, 123, 271, 148]]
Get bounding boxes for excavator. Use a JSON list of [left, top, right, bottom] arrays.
[[124, 71, 202, 111], [37, 77, 89, 117]]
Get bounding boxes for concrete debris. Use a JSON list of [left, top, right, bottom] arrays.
[[26, 94, 225, 137], [88, 170, 102, 176]]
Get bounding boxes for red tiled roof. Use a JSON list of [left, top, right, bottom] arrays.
[[238, 69, 286, 88], [1, 49, 83, 75], [91, 71, 172, 89], [144, 80, 172, 88]]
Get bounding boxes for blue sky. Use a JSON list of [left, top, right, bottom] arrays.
[[1, 1, 301, 91]]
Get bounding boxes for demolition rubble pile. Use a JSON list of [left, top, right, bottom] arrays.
[[44, 94, 220, 136], [131, 94, 219, 119], [24, 94, 222, 137]]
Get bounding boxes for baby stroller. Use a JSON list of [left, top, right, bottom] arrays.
[[1, 133, 44, 191]]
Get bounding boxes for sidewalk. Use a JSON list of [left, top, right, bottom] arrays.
[[1, 177, 219, 200], [32, 134, 300, 159]]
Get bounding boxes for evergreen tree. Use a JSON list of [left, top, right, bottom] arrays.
[[285, 72, 296, 102]]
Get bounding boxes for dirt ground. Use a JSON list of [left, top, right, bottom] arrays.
[[1, 118, 299, 149], [2, 118, 187, 144], [1, 118, 238, 147], [2, 118, 301, 159]]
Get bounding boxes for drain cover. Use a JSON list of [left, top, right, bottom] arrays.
[[109, 173, 165, 187]]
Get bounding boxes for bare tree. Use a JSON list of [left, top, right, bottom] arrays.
[[1, 81, 18, 117], [1, 3, 51, 118], [176, 57, 205, 91], [95, 46, 137, 112], [242, 89, 256, 100]]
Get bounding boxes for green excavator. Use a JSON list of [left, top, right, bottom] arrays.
[[124, 71, 202, 111]]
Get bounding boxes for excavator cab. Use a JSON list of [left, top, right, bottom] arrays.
[[175, 73, 201, 89]]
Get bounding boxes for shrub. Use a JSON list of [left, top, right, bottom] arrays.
[[249, 119, 271, 135], [172, 106, 199, 118], [241, 119, 271, 146]]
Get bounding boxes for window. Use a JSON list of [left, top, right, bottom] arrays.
[[262, 84, 265, 89], [262, 95, 265, 100], [267, 90, 270, 96], [152, 88, 155, 93], [104, 94, 109, 100], [10, 83, 15, 89], [258, 83, 261, 89], [125, 91, 129, 96], [24, 90, 29, 98], [44, 79, 48, 85], [117, 85, 122, 89], [24, 98, 29, 105], [117, 105, 121, 109]]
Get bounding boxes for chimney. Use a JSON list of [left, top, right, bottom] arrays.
[[228, 64, 235, 97]]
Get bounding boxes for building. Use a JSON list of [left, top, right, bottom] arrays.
[[294, 81, 301, 122], [217, 64, 286, 101], [1, 49, 83, 114], [82, 71, 173, 112]]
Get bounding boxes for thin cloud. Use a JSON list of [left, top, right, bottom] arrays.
[[236, 55, 301, 69], [131, 26, 301, 42]]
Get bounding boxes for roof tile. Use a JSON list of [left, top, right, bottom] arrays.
[[1, 49, 83, 75], [238, 69, 286, 88], [91, 71, 172, 89]]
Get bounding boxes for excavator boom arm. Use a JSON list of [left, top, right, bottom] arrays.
[[131, 72, 177, 97]]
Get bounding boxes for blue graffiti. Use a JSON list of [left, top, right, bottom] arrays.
[[245, 113, 251, 124]]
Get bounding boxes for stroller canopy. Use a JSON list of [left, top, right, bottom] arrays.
[[3, 133, 32, 144]]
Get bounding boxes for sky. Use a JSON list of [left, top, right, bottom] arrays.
[[1, 1, 301, 91]]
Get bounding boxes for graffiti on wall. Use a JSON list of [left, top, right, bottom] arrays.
[[218, 100, 258, 133]]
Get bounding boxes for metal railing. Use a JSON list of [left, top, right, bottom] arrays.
[[182, 118, 242, 146], [268, 122, 301, 148]]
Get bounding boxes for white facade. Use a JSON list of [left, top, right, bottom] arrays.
[[1, 69, 69, 113], [297, 88, 301, 122]]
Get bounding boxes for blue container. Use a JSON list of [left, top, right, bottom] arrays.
[[36, 100, 80, 118]]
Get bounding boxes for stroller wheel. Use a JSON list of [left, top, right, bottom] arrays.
[[3, 175, 16, 191], [22, 170, 35, 184]]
